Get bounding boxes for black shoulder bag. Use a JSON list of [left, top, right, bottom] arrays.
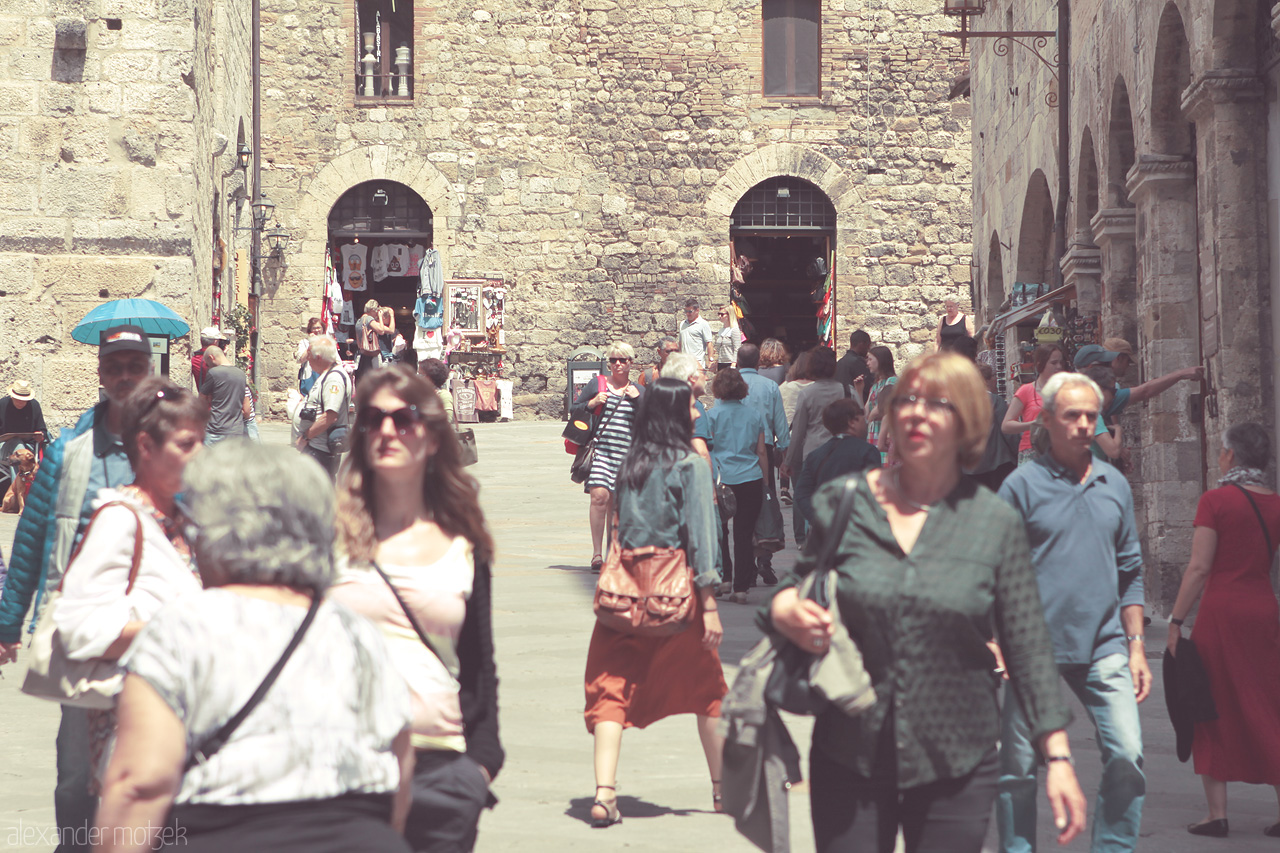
[[1233, 484, 1275, 561], [372, 561, 445, 662], [185, 594, 321, 771]]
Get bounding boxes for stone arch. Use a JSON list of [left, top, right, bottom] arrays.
[[706, 143, 862, 220], [1015, 170, 1055, 287], [1106, 77, 1136, 208], [1211, 0, 1267, 70], [1151, 3, 1194, 157], [1077, 126, 1100, 230], [986, 231, 1005, 322]]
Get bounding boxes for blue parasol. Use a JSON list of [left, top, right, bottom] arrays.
[[71, 299, 191, 345]]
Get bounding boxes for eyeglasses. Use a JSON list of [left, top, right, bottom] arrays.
[[890, 394, 956, 415], [356, 405, 424, 435], [608, 357, 631, 364]]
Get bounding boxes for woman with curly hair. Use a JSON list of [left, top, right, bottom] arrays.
[[330, 365, 503, 853]]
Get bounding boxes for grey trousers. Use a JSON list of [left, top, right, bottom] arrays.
[[404, 750, 494, 853]]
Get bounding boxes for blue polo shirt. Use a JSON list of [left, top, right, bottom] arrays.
[[739, 368, 790, 450], [693, 400, 711, 444], [706, 400, 766, 485], [1105, 386, 1131, 417], [998, 454, 1144, 665]]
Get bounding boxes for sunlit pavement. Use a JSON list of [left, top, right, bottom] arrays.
[[0, 421, 1275, 851]]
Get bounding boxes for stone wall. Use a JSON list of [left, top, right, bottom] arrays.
[[970, 0, 1277, 611], [257, 0, 975, 418], [0, 0, 250, 426]]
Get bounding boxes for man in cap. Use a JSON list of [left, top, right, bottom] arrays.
[[1073, 343, 1203, 420], [0, 324, 153, 851], [191, 325, 229, 390]]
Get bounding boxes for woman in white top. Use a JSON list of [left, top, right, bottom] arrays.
[[714, 305, 743, 371], [96, 442, 413, 853], [53, 377, 207, 788], [331, 365, 502, 853]]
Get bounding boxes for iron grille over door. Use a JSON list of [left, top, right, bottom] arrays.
[[730, 177, 835, 231], [328, 180, 432, 239]]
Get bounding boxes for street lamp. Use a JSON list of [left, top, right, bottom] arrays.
[[237, 143, 252, 172], [250, 192, 276, 230], [266, 221, 291, 257]]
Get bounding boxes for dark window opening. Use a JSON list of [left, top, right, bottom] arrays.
[[105, 18, 122, 30], [355, 0, 414, 101], [763, 0, 820, 97], [328, 180, 433, 239]]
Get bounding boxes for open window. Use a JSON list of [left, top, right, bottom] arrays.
[[355, 0, 414, 101], [762, 0, 820, 97]]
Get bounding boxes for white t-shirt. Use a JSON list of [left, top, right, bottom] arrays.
[[370, 245, 389, 282], [340, 244, 368, 291], [679, 316, 714, 367], [385, 244, 410, 277], [122, 590, 409, 805]]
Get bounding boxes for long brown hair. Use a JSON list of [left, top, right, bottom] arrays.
[[337, 365, 494, 565]]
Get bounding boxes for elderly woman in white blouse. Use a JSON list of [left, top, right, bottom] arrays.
[[93, 443, 414, 853], [53, 377, 208, 789]]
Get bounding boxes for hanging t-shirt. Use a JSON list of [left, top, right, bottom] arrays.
[[340, 244, 368, 291], [409, 244, 427, 272], [385, 244, 409, 277], [420, 248, 443, 299], [340, 301, 355, 327], [370, 245, 389, 283]]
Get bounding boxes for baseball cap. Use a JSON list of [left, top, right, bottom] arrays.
[[99, 325, 151, 357], [1073, 344, 1119, 370], [200, 325, 230, 342]]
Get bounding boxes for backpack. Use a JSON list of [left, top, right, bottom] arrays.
[[357, 316, 378, 355]]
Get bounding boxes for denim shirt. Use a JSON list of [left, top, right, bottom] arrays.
[[707, 400, 766, 486], [615, 452, 721, 588]]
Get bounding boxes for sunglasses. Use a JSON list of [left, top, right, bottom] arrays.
[[357, 405, 425, 435], [890, 394, 955, 415], [608, 357, 631, 364]]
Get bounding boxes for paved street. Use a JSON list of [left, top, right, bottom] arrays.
[[1, 420, 1278, 851]]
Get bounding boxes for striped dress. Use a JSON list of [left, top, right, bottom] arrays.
[[585, 386, 639, 493]]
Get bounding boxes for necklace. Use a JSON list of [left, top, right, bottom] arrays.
[[891, 469, 939, 513]]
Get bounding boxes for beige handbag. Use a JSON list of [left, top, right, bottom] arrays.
[[22, 503, 144, 709]]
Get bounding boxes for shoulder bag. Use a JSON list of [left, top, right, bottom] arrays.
[[371, 560, 446, 662], [571, 379, 621, 485], [593, 514, 696, 637], [1233, 483, 1275, 560], [763, 477, 875, 716], [22, 502, 145, 709], [456, 428, 479, 467], [185, 594, 321, 770]]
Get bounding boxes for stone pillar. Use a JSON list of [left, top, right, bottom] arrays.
[[1060, 230, 1102, 315], [1090, 208, 1137, 345], [1182, 70, 1272, 436], [1126, 155, 1202, 610], [1273, 2, 1280, 40]]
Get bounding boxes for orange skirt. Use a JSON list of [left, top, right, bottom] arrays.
[[584, 599, 728, 733]]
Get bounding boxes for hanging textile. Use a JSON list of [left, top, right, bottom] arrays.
[[419, 247, 443, 299], [814, 249, 835, 347]]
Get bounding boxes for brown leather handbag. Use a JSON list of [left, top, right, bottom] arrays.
[[593, 541, 696, 638]]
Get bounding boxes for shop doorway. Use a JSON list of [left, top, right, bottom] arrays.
[[328, 180, 433, 358], [730, 177, 836, 354]]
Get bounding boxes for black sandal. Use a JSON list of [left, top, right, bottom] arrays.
[[590, 555, 604, 573], [712, 779, 724, 814], [1187, 818, 1228, 837], [591, 785, 621, 828]]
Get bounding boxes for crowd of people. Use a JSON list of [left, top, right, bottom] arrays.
[[0, 296, 1276, 853]]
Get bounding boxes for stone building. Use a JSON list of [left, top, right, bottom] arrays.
[[255, 0, 975, 417], [970, 0, 1278, 609], [0, 0, 252, 423]]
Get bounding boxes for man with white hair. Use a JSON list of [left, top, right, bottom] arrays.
[[996, 371, 1149, 853], [660, 351, 712, 470], [296, 335, 351, 478], [199, 345, 250, 445]]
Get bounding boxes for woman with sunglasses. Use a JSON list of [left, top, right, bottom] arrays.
[[330, 366, 502, 853], [571, 342, 645, 573], [52, 377, 209, 790], [584, 378, 726, 828], [768, 353, 1085, 852], [714, 305, 742, 371]]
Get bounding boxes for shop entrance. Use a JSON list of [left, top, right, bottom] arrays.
[[730, 177, 836, 354], [327, 180, 433, 357]]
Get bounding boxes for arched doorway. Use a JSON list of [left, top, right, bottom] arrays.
[[730, 177, 837, 352], [327, 180, 434, 353]]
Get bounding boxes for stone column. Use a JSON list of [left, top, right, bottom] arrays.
[[1060, 230, 1102, 316], [1182, 70, 1272, 434], [1125, 155, 1202, 610], [1090, 208, 1137, 345]]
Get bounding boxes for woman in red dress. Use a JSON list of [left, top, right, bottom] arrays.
[[1167, 422, 1280, 838]]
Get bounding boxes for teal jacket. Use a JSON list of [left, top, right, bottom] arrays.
[[0, 406, 96, 644]]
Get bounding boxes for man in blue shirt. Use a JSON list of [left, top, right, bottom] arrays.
[[1073, 343, 1203, 420], [997, 371, 1150, 853], [0, 325, 151, 853], [736, 344, 789, 584]]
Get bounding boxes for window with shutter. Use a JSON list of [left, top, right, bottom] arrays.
[[762, 0, 821, 97]]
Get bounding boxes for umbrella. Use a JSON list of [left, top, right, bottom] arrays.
[[72, 299, 191, 345]]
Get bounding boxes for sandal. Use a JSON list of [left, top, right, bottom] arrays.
[[590, 555, 604, 573], [1187, 818, 1228, 837], [712, 779, 724, 814], [591, 785, 621, 828]]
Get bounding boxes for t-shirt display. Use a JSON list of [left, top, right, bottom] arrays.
[[340, 243, 368, 291], [385, 244, 409, 276], [201, 365, 248, 438], [370, 244, 389, 282]]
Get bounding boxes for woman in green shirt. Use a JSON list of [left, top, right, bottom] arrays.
[[768, 352, 1086, 853]]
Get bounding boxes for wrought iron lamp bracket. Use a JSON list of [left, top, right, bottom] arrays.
[[942, 29, 1059, 107]]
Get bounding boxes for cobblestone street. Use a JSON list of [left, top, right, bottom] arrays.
[[0, 421, 1277, 852]]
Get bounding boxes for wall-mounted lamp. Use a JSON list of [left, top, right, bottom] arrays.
[[266, 221, 291, 257], [237, 143, 252, 171], [250, 192, 276, 229]]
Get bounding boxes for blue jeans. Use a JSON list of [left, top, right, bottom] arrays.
[[997, 652, 1144, 853]]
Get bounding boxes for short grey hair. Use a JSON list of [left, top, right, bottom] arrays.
[[184, 442, 336, 591], [660, 352, 701, 383], [656, 336, 678, 354], [308, 334, 338, 366], [1041, 371, 1103, 415], [1223, 422, 1271, 469], [203, 345, 226, 366], [605, 341, 636, 361]]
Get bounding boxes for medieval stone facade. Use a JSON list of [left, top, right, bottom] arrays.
[[0, 0, 252, 423], [257, 0, 974, 417], [970, 0, 1279, 610]]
